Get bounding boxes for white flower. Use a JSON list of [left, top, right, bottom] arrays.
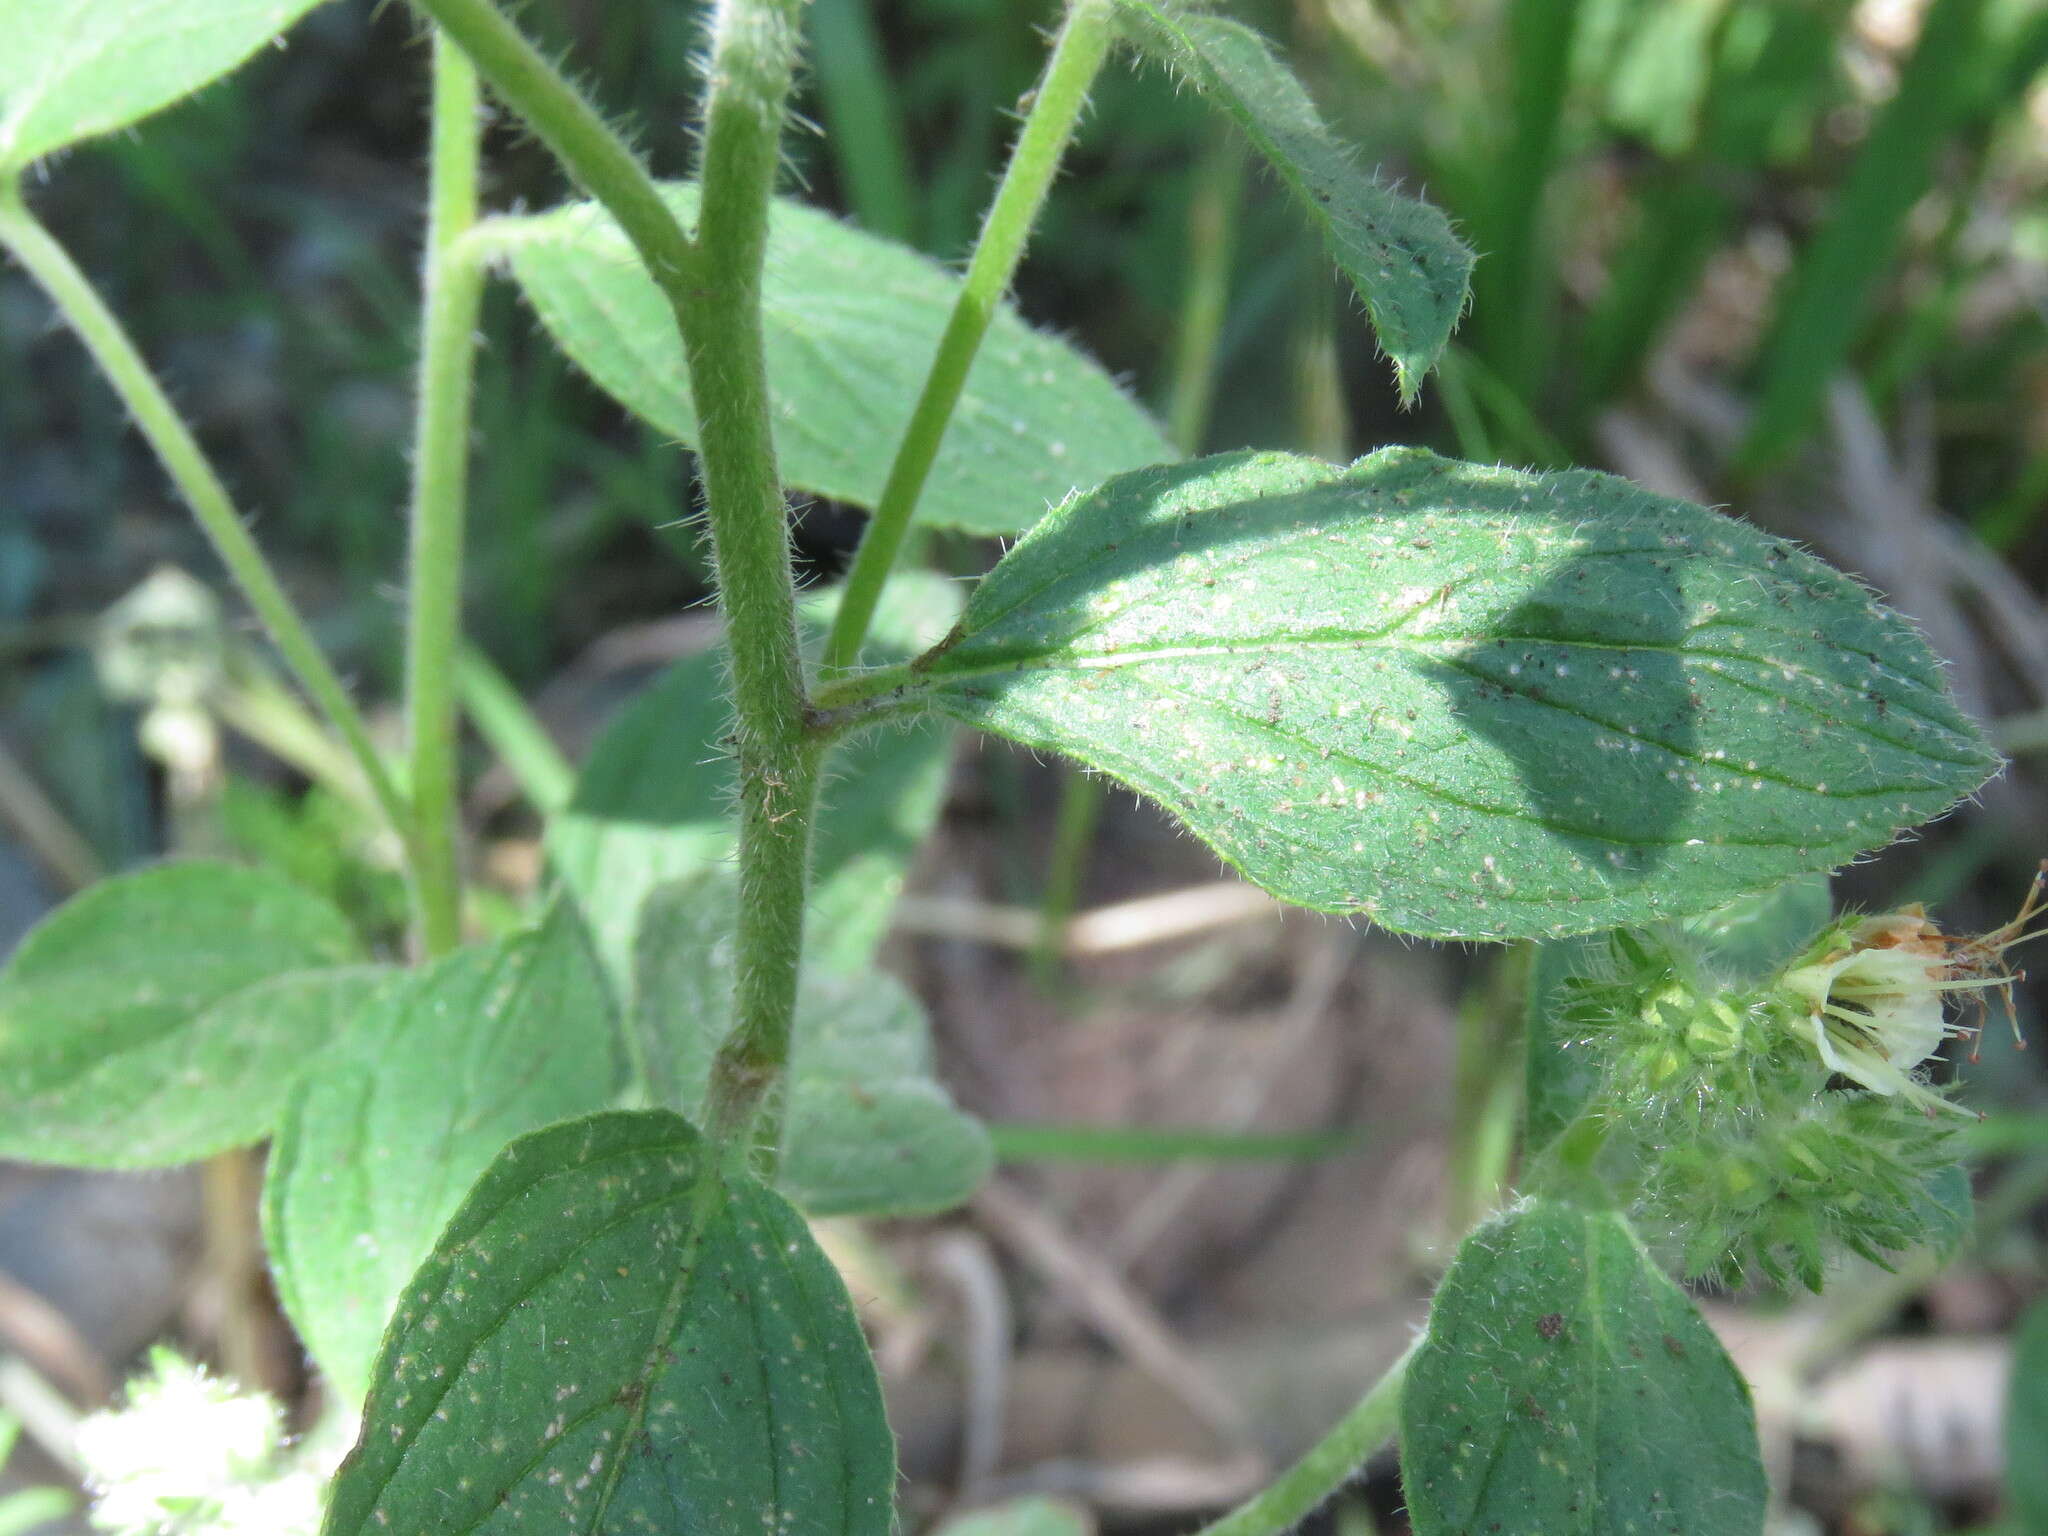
[[1780, 910, 1978, 1117], [76, 1351, 340, 1536]]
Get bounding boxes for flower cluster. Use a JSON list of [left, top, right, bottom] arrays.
[[76, 1351, 347, 1536], [1638, 1089, 1967, 1292], [1542, 875, 2039, 1291]]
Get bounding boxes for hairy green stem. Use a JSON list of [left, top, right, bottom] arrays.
[[0, 179, 411, 842], [1195, 1335, 1420, 1536], [400, 0, 696, 287], [404, 31, 486, 956], [820, 0, 1115, 677], [411, 0, 815, 1155], [681, 0, 818, 1157]]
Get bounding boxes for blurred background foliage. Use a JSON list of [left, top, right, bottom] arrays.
[[4, 0, 2047, 880], [4, 1, 2048, 1529]]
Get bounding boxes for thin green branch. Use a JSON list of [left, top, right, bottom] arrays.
[[1293, 255, 1349, 462], [404, 30, 487, 956], [400, 0, 697, 292], [1194, 1335, 1420, 1536], [820, 0, 1116, 677], [0, 179, 411, 841]]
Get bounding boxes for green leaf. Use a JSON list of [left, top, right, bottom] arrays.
[[2010, 1296, 2048, 1530], [0, 861, 367, 1166], [935, 1498, 1094, 1536], [1109, 2, 1473, 402], [1401, 1200, 1766, 1536], [781, 974, 992, 1216], [264, 900, 623, 1403], [1914, 1162, 1974, 1261], [323, 1111, 893, 1536], [0, 1411, 73, 1536], [633, 873, 991, 1216], [1682, 873, 1832, 985], [550, 576, 960, 991], [7, 859, 356, 981], [0, 0, 328, 174], [1523, 935, 1605, 1157], [477, 186, 1174, 535], [902, 449, 1997, 941]]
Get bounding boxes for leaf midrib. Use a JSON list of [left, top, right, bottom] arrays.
[[945, 510, 1964, 748], [926, 629, 1984, 780], [963, 669, 1910, 868], [956, 477, 1921, 676], [344, 1139, 719, 1530]]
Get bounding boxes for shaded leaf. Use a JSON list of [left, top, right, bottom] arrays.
[[0, 861, 366, 1166], [1523, 935, 1605, 1157], [1914, 1161, 1974, 1263], [1110, 1, 1473, 401], [1682, 873, 1832, 984], [633, 873, 990, 1216], [479, 186, 1174, 534], [0, 0, 328, 173], [1401, 1199, 1766, 1536], [324, 1111, 894, 1536], [550, 576, 960, 992], [780, 980, 990, 1216], [902, 449, 1995, 940], [264, 901, 623, 1403]]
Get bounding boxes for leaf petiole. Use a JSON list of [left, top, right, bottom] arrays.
[[1194, 1335, 1420, 1536], [820, 0, 1117, 677]]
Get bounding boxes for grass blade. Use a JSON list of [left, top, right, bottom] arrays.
[[1736, 0, 1998, 473]]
